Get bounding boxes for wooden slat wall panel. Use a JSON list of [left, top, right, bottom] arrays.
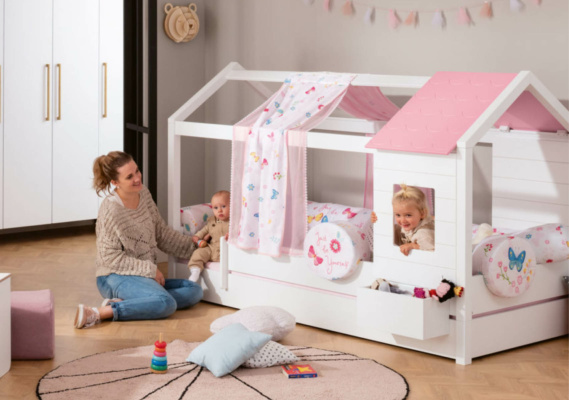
[[493, 178, 568, 206], [492, 197, 569, 225], [374, 150, 457, 176], [375, 170, 456, 200], [484, 131, 569, 163], [374, 234, 456, 270], [487, 133, 569, 229], [493, 157, 568, 184]]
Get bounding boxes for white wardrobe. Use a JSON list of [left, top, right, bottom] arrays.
[[1, 0, 123, 229]]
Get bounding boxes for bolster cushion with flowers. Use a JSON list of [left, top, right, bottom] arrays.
[[303, 202, 373, 281], [473, 236, 537, 297]]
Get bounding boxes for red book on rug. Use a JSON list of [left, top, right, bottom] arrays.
[[281, 364, 318, 379]]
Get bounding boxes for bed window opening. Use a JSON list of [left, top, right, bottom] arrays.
[[392, 184, 436, 255]]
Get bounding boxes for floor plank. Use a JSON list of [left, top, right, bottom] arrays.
[[0, 226, 567, 399]]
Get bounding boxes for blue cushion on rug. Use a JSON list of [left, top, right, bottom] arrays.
[[187, 323, 271, 377]]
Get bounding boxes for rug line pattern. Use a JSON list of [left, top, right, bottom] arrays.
[[140, 365, 199, 400]]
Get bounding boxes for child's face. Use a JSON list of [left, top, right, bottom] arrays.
[[212, 194, 230, 221], [393, 201, 425, 232]]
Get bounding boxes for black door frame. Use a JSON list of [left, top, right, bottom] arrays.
[[124, 0, 157, 200]]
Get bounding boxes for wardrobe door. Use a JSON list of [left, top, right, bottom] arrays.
[[4, 1, 53, 229], [52, 0, 100, 223], [99, 0, 124, 158], [0, 0, 4, 229]]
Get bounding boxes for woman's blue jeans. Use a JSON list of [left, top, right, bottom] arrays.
[[96, 274, 203, 321]]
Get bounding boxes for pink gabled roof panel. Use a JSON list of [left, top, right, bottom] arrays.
[[366, 71, 518, 155], [495, 90, 565, 132]]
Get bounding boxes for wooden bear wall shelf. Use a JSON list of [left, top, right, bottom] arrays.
[[164, 3, 200, 43]]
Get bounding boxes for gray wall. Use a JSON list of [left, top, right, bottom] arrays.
[[157, 0, 206, 218], [156, 0, 569, 213]]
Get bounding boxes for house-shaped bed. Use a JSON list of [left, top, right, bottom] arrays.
[[168, 62, 569, 365]]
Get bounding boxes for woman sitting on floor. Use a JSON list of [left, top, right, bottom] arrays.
[[74, 151, 202, 329]]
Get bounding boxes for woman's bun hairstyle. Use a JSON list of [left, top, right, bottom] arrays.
[[93, 151, 133, 196]]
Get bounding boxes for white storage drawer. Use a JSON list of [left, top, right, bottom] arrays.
[[357, 286, 450, 340]]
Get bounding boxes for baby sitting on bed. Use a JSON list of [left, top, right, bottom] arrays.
[[392, 184, 435, 256], [187, 190, 230, 282]]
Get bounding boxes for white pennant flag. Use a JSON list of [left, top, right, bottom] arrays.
[[303, 0, 315, 5], [364, 7, 375, 24], [431, 10, 446, 28], [510, 0, 524, 12]]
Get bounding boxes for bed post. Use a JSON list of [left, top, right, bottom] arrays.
[[455, 145, 474, 365], [167, 118, 182, 278]]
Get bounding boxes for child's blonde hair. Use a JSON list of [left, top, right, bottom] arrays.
[[392, 184, 431, 221], [212, 190, 230, 202]]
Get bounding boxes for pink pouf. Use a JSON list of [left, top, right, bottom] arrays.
[[11, 289, 54, 360]]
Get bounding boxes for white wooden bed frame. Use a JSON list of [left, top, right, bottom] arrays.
[[168, 62, 569, 365]]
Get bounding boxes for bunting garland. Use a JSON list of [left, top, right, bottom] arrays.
[[303, 0, 541, 29]]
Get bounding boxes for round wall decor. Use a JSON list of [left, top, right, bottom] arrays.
[[164, 3, 200, 43]]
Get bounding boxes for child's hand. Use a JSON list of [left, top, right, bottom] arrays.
[[192, 235, 199, 244], [225, 233, 229, 241], [400, 243, 419, 256], [371, 212, 378, 224], [204, 234, 211, 242]]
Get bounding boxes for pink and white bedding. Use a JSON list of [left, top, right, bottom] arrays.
[[180, 203, 213, 235], [181, 201, 374, 281], [472, 223, 569, 297]]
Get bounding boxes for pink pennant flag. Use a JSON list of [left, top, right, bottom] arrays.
[[323, 0, 331, 12], [404, 11, 417, 27], [388, 9, 400, 29], [510, 0, 524, 12], [533, 0, 541, 4], [458, 7, 472, 25], [364, 7, 375, 24], [480, 2, 493, 18], [431, 10, 446, 28], [342, 0, 353, 16]]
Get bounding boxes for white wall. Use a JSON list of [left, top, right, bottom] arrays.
[[158, 0, 568, 212]]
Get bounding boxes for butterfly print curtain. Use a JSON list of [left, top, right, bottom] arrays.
[[229, 73, 355, 256]]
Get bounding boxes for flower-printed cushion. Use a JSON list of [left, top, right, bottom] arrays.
[[473, 236, 536, 297], [304, 221, 370, 280], [512, 224, 569, 264], [242, 341, 299, 368], [180, 203, 213, 236]]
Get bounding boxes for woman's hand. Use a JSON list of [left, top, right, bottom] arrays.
[[400, 243, 419, 256], [155, 268, 165, 286]]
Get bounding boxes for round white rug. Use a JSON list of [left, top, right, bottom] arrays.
[[37, 340, 409, 399]]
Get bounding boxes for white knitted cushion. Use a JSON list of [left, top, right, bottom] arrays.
[[210, 306, 296, 341], [242, 341, 298, 368]]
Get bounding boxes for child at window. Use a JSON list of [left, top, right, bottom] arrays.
[[187, 190, 230, 282], [392, 184, 435, 256]]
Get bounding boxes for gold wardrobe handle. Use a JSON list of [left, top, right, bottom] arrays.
[[103, 62, 107, 118], [46, 64, 50, 121], [57, 64, 61, 120]]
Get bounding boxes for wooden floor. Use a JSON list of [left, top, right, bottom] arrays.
[[0, 226, 567, 399]]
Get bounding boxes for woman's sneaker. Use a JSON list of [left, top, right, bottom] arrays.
[[101, 298, 123, 307], [74, 304, 101, 329]]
